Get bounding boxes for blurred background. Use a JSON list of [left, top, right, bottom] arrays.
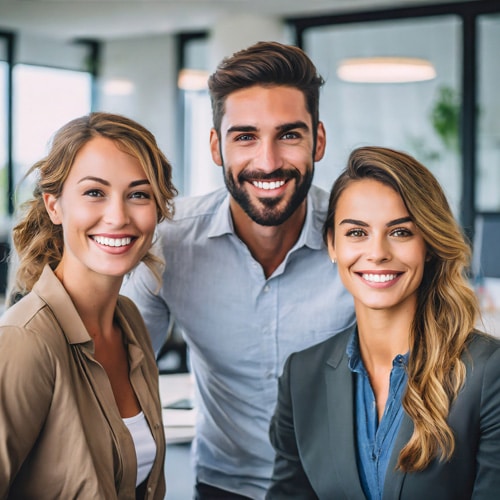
[[1, 0, 499, 496], [1, 0, 500, 299]]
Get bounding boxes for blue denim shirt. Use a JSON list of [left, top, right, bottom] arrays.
[[347, 331, 409, 500], [122, 186, 356, 499]]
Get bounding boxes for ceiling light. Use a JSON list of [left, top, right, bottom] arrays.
[[337, 57, 436, 83], [178, 69, 209, 91], [102, 79, 135, 96]]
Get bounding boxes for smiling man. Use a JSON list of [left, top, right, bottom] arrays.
[[122, 41, 355, 499]]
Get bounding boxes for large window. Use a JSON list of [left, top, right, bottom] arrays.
[[0, 59, 7, 221], [304, 16, 462, 215], [12, 64, 91, 206], [477, 13, 500, 212], [177, 34, 222, 197], [0, 35, 9, 222]]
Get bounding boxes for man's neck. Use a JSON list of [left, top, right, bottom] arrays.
[[229, 199, 307, 278]]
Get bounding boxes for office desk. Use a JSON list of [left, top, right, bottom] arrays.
[[159, 373, 196, 444]]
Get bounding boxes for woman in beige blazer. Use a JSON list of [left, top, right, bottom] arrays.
[[0, 112, 177, 499]]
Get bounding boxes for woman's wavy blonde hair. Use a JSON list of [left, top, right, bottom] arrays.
[[10, 112, 177, 301], [323, 146, 480, 472]]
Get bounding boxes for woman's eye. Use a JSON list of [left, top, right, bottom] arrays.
[[346, 228, 365, 238], [130, 191, 152, 200], [84, 189, 103, 197], [392, 227, 412, 237]]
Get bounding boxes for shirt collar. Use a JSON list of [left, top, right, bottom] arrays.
[[207, 194, 234, 239], [346, 328, 410, 374], [206, 190, 325, 251], [33, 265, 92, 345]]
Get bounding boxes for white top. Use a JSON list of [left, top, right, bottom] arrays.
[[122, 411, 156, 486]]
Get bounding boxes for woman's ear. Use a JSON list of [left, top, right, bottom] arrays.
[[42, 193, 62, 225], [326, 230, 336, 263]]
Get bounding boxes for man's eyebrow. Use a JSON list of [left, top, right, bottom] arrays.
[[77, 176, 150, 187], [226, 125, 258, 135], [276, 121, 309, 134], [225, 121, 310, 136]]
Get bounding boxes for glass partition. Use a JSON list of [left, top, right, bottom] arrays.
[[0, 59, 7, 220], [477, 14, 500, 212], [12, 64, 91, 207], [179, 35, 222, 197], [304, 16, 462, 215]]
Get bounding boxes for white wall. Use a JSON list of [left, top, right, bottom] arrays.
[[98, 34, 181, 187], [15, 34, 89, 69]]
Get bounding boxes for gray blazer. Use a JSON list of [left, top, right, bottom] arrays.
[[267, 326, 500, 499]]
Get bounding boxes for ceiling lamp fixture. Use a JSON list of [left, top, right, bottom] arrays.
[[177, 69, 209, 91], [337, 57, 436, 83], [102, 79, 135, 96]]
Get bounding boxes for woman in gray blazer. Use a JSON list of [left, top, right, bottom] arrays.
[[268, 146, 500, 499], [0, 113, 177, 498]]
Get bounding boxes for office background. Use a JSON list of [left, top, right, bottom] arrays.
[[1, 0, 499, 296], [1, 1, 499, 497]]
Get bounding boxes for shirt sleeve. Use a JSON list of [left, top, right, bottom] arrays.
[[473, 343, 500, 497], [121, 261, 171, 357], [267, 353, 318, 499], [0, 326, 55, 494]]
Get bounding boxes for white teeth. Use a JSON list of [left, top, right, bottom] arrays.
[[362, 273, 397, 283], [93, 236, 132, 247], [252, 180, 286, 190]]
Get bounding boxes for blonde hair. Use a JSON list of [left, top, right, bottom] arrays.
[[324, 146, 480, 471], [11, 112, 177, 300]]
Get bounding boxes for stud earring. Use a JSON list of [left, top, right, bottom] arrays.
[[331, 258, 337, 264]]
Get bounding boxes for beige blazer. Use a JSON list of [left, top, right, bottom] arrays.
[[0, 266, 166, 499]]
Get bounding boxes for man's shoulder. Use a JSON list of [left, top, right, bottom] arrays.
[[173, 187, 228, 221], [308, 185, 330, 223], [291, 326, 353, 365], [309, 184, 329, 208], [156, 187, 228, 239]]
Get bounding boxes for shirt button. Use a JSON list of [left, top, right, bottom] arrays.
[[263, 284, 270, 292]]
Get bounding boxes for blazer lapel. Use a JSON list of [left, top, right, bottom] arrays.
[[325, 330, 367, 499], [382, 413, 413, 499]]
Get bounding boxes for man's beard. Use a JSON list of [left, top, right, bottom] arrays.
[[223, 165, 314, 226]]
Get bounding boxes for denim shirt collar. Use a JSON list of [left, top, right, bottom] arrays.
[[346, 328, 410, 374]]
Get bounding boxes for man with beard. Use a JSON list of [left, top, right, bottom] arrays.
[[122, 41, 355, 499]]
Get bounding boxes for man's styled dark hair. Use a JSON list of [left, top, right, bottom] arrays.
[[207, 41, 325, 138]]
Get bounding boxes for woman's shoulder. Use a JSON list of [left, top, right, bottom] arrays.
[[466, 330, 500, 356], [0, 296, 60, 381], [288, 325, 355, 368], [0, 290, 45, 327]]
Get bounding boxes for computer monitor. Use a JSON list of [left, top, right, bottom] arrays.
[[473, 213, 500, 279]]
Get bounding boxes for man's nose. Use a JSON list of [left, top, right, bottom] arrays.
[[255, 140, 284, 173]]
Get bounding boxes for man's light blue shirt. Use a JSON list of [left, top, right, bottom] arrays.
[[122, 185, 355, 499], [347, 331, 409, 500]]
